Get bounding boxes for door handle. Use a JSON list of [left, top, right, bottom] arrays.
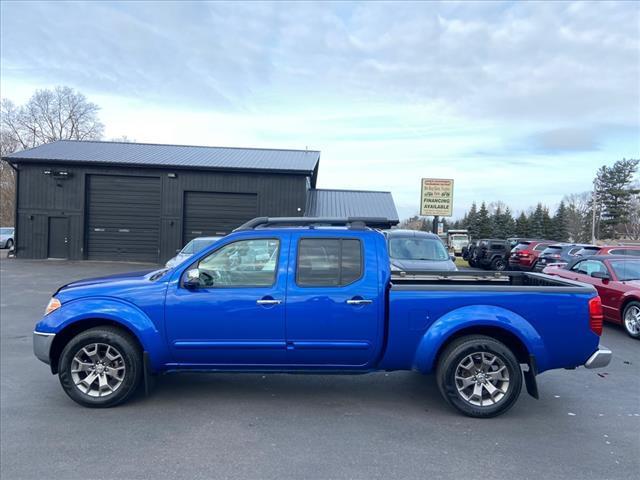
[[256, 299, 282, 305], [346, 299, 372, 305]]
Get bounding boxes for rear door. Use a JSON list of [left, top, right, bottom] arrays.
[[285, 232, 381, 367]]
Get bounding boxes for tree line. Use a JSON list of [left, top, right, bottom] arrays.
[[401, 158, 640, 242]]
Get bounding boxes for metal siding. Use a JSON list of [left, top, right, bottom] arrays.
[[6, 140, 320, 174], [86, 175, 161, 263], [14, 162, 309, 263]]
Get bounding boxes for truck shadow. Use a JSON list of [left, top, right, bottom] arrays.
[[138, 370, 453, 415]]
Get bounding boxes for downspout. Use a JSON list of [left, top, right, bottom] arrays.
[[7, 161, 19, 257]]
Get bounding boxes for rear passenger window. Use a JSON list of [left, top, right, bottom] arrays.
[[297, 238, 363, 287]]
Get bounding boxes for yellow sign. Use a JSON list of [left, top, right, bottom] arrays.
[[420, 178, 454, 217]]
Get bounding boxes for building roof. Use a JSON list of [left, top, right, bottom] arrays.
[[3, 140, 320, 175], [305, 189, 399, 225]]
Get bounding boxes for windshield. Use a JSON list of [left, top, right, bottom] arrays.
[[180, 237, 219, 255], [389, 237, 450, 261], [609, 260, 640, 281], [542, 246, 563, 255], [576, 246, 600, 256], [514, 242, 531, 250], [0, 228, 13, 235]]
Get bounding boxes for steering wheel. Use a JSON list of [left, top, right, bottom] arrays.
[[199, 270, 215, 287]]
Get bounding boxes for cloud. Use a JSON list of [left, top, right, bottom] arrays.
[[1, 0, 638, 220]]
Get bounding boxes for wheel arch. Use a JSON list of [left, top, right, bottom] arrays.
[[621, 295, 640, 317], [49, 319, 144, 374]]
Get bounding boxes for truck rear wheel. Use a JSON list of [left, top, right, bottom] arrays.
[[58, 326, 142, 407], [436, 335, 522, 418]]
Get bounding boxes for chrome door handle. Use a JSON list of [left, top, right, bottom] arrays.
[[256, 299, 282, 305], [346, 299, 372, 305]]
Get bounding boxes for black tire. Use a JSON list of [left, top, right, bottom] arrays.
[[468, 259, 477, 268], [58, 326, 142, 407], [622, 301, 640, 339], [491, 257, 507, 271], [436, 335, 523, 418], [5, 239, 13, 249]]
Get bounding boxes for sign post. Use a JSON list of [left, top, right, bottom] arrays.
[[420, 178, 454, 234]]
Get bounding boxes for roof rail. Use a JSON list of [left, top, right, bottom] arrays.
[[234, 216, 390, 231]]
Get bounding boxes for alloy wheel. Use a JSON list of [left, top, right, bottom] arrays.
[[625, 305, 640, 336], [71, 343, 126, 397], [454, 352, 510, 407]]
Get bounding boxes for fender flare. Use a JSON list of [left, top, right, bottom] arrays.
[[40, 296, 169, 371], [412, 304, 548, 374]]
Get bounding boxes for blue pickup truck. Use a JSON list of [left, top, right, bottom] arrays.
[[33, 217, 612, 417]]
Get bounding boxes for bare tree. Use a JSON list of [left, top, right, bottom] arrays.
[[621, 182, 640, 240], [1, 86, 104, 151], [1, 86, 104, 225]]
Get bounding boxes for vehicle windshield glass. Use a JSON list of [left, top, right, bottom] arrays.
[[389, 237, 450, 261], [0, 228, 12, 234], [451, 235, 467, 241], [609, 260, 640, 281], [542, 246, 563, 255], [514, 243, 531, 250], [181, 238, 218, 255]]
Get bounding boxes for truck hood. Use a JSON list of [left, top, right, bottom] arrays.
[[390, 259, 457, 272], [54, 269, 167, 302]]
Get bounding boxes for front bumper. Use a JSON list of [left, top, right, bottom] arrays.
[[33, 331, 55, 365], [584, 346, 612, 369]]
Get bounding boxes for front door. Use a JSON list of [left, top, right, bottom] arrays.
[[48, 217, 69, 259], [285, 234, 381, 368], [165, 235, 289, 366]]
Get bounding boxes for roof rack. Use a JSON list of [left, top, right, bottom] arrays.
[[234, 216, 390, 231]]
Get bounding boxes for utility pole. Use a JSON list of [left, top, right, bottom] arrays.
[[591, 179, 597, 244]]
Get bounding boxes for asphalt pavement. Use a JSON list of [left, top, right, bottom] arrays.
[[1, 256, 638, 480]]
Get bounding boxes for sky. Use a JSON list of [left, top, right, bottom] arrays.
[[1, 0, 639, 220]]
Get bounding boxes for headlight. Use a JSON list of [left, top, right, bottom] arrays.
[[44, 297, 61, 315]]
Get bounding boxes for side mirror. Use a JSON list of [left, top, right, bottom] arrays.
[[184, 268, 201, 289], [590, 271, 610, 281]]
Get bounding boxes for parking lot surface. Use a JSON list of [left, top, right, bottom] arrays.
[[1, 257, 638, 480]]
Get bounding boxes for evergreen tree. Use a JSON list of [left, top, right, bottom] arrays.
[[503, 207, 516, 237], [529, 204, 545, 238], [552, 201, 569, 242], [464, 202, 480, 238], [594, 158, 640, 239], [515, 212, 529, 237], [542, 206, 554, 239], [477, 202, 492, 238]]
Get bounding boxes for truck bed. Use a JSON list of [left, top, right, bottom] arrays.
[[382, 270, 599, 375]]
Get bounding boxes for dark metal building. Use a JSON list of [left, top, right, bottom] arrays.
[[3, 140, 398, 263]]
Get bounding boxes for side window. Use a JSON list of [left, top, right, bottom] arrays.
[[573, 260, 606, 276], [297, 238, 363, 287], [569, 247, 582, 255], [195, 238, 279, 287]]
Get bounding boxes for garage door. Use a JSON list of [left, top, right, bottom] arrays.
[[86, 175, 161, 263], [183, 191, 258, 243]]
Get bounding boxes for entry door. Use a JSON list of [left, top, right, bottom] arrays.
[[285, 234, 381, 368], [165, 235, 289, 366], [48, 217, 69, 259]]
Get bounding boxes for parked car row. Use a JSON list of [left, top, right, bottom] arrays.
[[463, 236, 640, 272]]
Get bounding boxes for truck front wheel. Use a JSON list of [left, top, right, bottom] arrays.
[[58, 326, 143, 407], [436, 335, 522, 418]]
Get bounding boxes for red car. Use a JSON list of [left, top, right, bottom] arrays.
[[508, 240, 553, 271], [544, 255, 640, 339], [574, 245, 640, 257]]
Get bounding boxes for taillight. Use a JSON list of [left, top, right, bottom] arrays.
[[519, 250, 531, 258], [589, 296, 603, 336]]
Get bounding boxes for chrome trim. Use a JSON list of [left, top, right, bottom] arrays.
[[346, 299, 373, 305], [584, 346, 612, 369], [33, 331, 56, 365], [256, 299, 281, 305]]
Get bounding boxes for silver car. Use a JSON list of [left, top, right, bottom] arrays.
[[165, 236, 222, 268], [0, 227, 14, 249], [383, 229, 457, 272]]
